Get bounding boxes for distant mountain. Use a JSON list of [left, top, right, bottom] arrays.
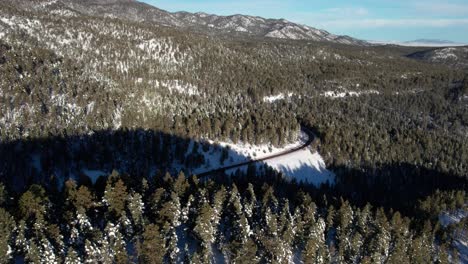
[[407, 46, 468, 70], [371, 39, 466, 47], [403, 39, 467, 47], [38, 0, 368, 45], [407, 39, 458, 45]]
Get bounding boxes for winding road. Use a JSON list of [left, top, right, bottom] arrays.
[[197, 126, 315, 177]]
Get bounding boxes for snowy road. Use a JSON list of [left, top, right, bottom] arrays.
[[197, 126, 316, 177]]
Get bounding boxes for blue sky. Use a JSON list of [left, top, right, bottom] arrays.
[[141, 0, 468, 43]]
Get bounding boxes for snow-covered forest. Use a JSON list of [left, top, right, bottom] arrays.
[[0, 0, 467, 263]]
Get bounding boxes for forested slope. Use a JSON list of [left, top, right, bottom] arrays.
[[0, 0, 467, 262]]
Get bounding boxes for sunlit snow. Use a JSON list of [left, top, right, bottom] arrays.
[[263, 93, 294, 103], [191, 131, 335, 186]]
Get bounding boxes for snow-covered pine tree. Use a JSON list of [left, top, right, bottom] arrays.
[[0, 208, 14, 263], [127, 192, 145, 233], [303, 217, 328, 264], [336, 200, 354, 263], [193, 198, 216, 262], [25, 240, 41, 263], [369, 208, 391, 263], [64, 247, 82, 264], [244, 183, 257, 220], [103, 175, 128, 220]]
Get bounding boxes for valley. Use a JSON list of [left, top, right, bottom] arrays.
[[0, 0, 467, 263]]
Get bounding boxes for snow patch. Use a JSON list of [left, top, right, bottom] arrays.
[[263, 148, 335, 186], [162, 80, 199, 96], [263, 93, 294, 103], [82, 169, 108, 184], [235, 26, 248, 32], [433, 48, 458, 60], [321, 89, 380, 98]]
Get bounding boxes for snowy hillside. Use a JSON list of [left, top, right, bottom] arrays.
[[407, 47, 468, 70]]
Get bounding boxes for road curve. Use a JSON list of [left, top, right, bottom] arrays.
[[197, 126, 315, 177]]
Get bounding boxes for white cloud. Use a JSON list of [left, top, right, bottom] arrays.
[[412, 2, 468, 16], [323, 7, 369, 17]]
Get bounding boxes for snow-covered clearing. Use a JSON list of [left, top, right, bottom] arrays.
[[191, 131, 335, 186], [263, 149, 334, 186]]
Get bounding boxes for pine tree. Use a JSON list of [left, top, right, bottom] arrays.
[[127, 192, 145, 232], [193, 199, 216, 263], [103, 178, 128, 219], [64, 247, 82, 264], [260, 207, 283, 263], [19, 185, 48, 220], [173, 171, 189, 197], [278, 200, 294, 262], [233, 238, 259, 264], [84, 239, 101, 263], [370, 208, 391, 263], [302, 217, 327, 264], [436, 244, 450, 264], [244, 183, 257, 219], [0, 208, 14, 263], [409, 236, 432, 264], [139, 224, 165, 264], [158, 192, 181, 232], [39, 238, 58, 263], [336, 200, 354, 262], [102, 222, 128, 264], [71, 185, 94, 214], [25, 240, 41, 264], [15, 220, 28, 254], [0, 183, 6, 206], [386, 211, 410, 263]]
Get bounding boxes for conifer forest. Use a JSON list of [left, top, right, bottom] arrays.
[[0, 0, 467, 263]]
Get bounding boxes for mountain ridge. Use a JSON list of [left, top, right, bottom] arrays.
[[44, 0, 368, 45]]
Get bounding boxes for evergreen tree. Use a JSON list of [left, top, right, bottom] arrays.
[[173, 171, 189, 198], [233, 238, 259, 264], [84, 239, 101, 263], [369, 208, 391, 263], [102, 222, 128, 264], [303, 217, 328, 264], [193, 199, 216, 262], [25, 240, 41, 264], [103, 177, 128, 219], [127, 192, 145, 232], [0, 208, 14, 263], [139, 224, 166, 264], [0, 183, 6, 206], [64, 247, 82, 264], [19, 185, 48, 220]]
